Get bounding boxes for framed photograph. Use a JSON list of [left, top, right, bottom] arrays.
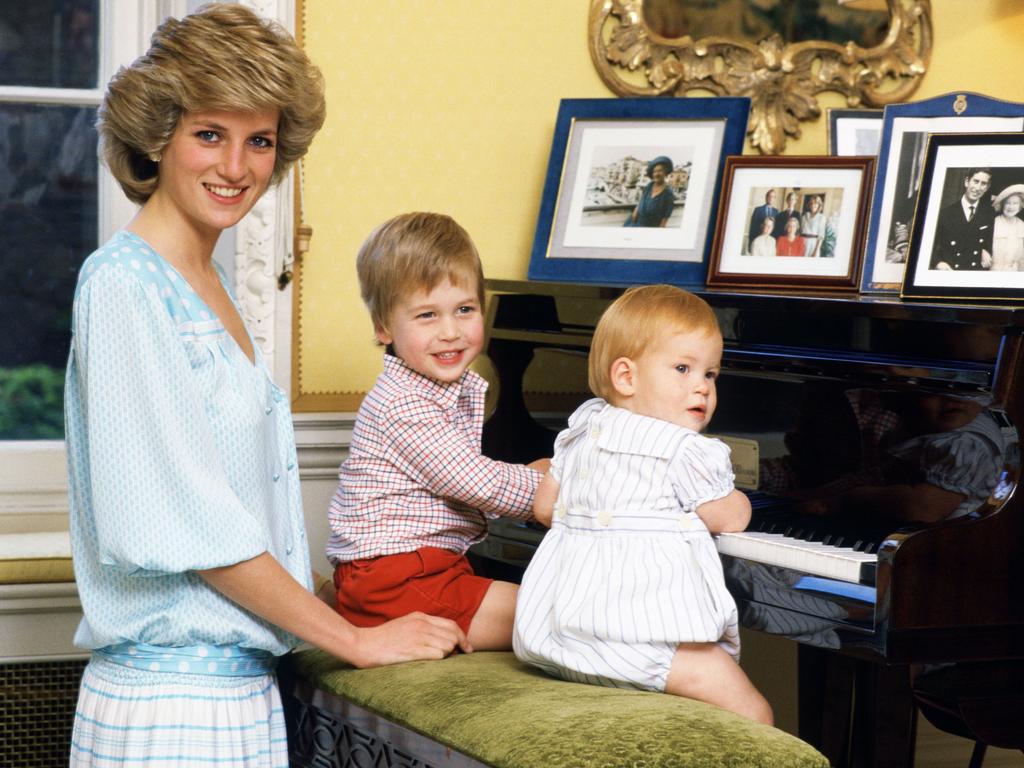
[[707, 156, 875, 291], [527, 97, 751, 286], [827, 108, 883, 157], [860, 92, 1024, 294], [903, 132, 1024, 301]]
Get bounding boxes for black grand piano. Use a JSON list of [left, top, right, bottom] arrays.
[[470, 279, 1024, 767]]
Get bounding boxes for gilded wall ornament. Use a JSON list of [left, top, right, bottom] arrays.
[[588, 0, 932, 154]]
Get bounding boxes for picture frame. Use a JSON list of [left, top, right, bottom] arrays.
[[827, 107, 883, 157], [526, 97, 751, 287], [902, 132, 1024, 302], [706, 156, 875, 292], [860, 92, 1024, 294]]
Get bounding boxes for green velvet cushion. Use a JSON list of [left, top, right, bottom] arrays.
[[287, 649, 829, 768]]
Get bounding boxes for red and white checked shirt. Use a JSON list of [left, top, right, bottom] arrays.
[[326, 355, 541, 562]]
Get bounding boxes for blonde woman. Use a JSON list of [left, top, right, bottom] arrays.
[[66, 6, 466, 765]]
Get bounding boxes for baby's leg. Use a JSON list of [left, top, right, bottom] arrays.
[[467, 580, 518, 650], [666, 643, 773, 725]]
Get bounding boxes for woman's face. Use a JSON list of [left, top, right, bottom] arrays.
[[786, 218, 799, 236], [651, 164, 667, 183], [1001, 195, 1022, 217], [761, 217, 774, 235], [152, 108, 279, 237], [809, 196, 821, 213]]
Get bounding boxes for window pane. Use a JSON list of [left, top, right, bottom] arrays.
[[0, 104, 97, 439], [0, 0, 100, 89]]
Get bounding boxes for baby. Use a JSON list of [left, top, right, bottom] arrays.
[[513, 284, 772, 724]]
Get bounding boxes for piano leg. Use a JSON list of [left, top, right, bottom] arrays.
[[798, 645, 917, 768]]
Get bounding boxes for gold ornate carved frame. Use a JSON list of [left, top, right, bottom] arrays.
[[588, 0, 932, 154]]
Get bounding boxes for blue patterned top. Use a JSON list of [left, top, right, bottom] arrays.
[[65, 230, 311, 655]]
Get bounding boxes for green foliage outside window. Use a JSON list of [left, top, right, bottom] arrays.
[[0, 365, 65, 440]]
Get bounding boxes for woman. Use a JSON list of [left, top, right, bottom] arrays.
[[800, 194, 826, 258], [749, 215, 777, 257], [624, 155, 676, 227], [776, 216, 806, 256], [990, 184, 1024, 271], [66, 6, 466, 766]]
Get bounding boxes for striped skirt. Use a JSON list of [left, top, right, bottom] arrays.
[[70, 657, 288, 767]]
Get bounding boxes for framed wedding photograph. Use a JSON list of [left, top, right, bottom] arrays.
[[707, 156, 875, 291], [526, 97, 751, 286], [827, 108, 883, 157], [902, 132, 1024, 301], [860, 92, 1024, 294]]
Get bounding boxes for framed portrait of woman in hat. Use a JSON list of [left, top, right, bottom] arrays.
[[903, 132, 1024, 301], [527, 97, 750, 286]]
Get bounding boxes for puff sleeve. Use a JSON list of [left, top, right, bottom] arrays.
[[670, 434, 736, 509], [69, 266, 269, 575]]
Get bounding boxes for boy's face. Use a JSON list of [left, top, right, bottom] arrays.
[[614, 326, 722, 432], [376, 277, 484, 384]]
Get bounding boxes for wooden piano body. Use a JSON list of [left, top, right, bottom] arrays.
[[472, 279, 1024, 767]]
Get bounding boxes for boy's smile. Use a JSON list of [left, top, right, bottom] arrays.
[[376, 278, 484, 384]]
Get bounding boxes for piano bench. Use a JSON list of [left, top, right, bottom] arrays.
[[280, 649, 829, 768]]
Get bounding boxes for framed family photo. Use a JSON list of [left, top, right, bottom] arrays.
[[827, 108, 883, 157], [526, 97, 751, 286], [707, 156, 875, 291], [903, 133, 1024, 301], [860, 92, 1024, 293]]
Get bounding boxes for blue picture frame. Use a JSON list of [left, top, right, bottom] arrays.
[[527, 97, 750, 287], [860, 92, 1024, 294]]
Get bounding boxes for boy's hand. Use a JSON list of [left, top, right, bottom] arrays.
[[350, 613, 472, 668], [527, 457, 551, 474], [532, 473, 559, 527]]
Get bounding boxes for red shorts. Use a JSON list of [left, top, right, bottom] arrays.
[[333, 547, 492, 635]]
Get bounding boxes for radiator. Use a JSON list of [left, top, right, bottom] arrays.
[[0, 659, 86, 768]]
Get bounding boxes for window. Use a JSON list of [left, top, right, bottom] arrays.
[[0, 1, 296, 529], [0, 1, 175, 524]]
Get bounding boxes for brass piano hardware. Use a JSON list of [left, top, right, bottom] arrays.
[[953, 93, 968, 115], [587, 0, 933, 154]]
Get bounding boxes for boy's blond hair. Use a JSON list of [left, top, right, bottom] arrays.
[[356, 212, 485, 334], [588, 284, 721, 400]]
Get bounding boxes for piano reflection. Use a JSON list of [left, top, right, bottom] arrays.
[[470, 279, 1024, 768]]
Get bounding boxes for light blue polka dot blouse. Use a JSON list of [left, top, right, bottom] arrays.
[[64, 230, 311, 655]]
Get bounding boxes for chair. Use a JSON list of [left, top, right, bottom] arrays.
[[911, 661, 1024, 768]]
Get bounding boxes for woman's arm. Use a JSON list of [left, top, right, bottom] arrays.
[[695, 489, 751, 534], [200, 553, 471, 667]]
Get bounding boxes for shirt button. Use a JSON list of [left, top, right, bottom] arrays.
[[589, 426, 601, 440], [555, 503, 567, 520], [272, 473, 280, 482], [265, 406, 273, 415], [578, 467, 589, 480], [679, 516, 693, 531], [597, 510, 613, 527], [286, 461, 295, 471]]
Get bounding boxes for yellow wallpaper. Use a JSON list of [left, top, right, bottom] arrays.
[[299, 0, 1024, 401]]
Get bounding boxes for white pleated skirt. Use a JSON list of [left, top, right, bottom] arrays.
[[70, 657, 288, 767]]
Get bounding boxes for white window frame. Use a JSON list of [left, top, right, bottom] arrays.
[[0, 0, 296, 533]]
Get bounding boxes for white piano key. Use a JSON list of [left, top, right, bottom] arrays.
[[715, 531, 877, 583]]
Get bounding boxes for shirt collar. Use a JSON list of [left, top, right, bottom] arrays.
[[382, 353, 486, 409]]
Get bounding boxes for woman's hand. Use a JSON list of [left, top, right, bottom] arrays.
[[349, 613, 472, 668]]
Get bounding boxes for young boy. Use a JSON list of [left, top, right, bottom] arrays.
[[326, 212, 548, 651]]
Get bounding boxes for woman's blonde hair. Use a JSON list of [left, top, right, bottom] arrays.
[[588, 284, 720, 400], [97, 3, 326, 204], [356, 212, 485, 334]]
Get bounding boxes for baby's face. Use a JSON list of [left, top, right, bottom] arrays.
[[623, 327, 722, 432]]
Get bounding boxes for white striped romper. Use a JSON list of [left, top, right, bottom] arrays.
[[513, 398, 740, 692]]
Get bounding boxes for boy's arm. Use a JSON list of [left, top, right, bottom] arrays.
[[532, 473, 560, 527], [696, 489, 751, 534], [383, 398, 542, 518]]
